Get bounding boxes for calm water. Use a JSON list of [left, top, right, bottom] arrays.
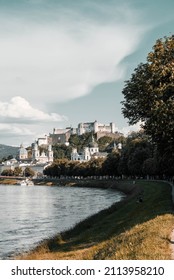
[[0, 184, 125, 259]]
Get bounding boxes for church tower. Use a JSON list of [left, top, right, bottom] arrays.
[[89, 135, 99, 155], [48, 144, 54, 162], [32, 142, 40, 162], [17, 144, 28, 160]]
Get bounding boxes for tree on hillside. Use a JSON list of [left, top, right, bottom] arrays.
[[24, 167, 35, 177], [142, 158, 158, 178], [53, 144, 72, 160], [102, 151, 120, 176], [14, 166, 23, 176], [97, 136, 113, 151], [122, 35, 174, 154], [1, 169, 14, 176], [118, 131, 153, 177], [69, 132, 94, 151]]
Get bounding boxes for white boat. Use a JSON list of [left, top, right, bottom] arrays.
[[17, 179, 34, 186], [26, 179, 34, 186], [19, 180, 27, 186]]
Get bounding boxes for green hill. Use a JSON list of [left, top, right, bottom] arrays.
[[0, 144, 19, 160]]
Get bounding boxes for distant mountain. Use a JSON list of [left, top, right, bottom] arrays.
[[0, 144, 19, 160]]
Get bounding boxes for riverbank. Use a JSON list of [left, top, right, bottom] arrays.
[[0, 176, 138, 194], [16, 180, 174, 260], [34, 177, 139, 194]]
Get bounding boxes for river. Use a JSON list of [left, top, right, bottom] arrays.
[[0, 184, 125, 259]]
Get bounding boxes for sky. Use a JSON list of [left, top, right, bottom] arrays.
[[0, 0, 174, 146]]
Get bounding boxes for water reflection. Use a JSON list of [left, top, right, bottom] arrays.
[[0, 184, 125, 259]]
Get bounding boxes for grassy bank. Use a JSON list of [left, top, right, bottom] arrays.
[[0, 178, 18, 185], [16, 180, 174, 260]]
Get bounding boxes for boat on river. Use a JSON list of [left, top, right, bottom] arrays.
[[17, 179, 34, 186]]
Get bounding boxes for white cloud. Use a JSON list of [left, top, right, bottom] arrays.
[[118, 122, 143, 136], [0, 96, 67, 122], [0, 7, 147, 104], [0, 123, 34, 136], [0, 2, 150, 146]]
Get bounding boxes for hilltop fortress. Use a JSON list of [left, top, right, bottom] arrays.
[[50, 120, 121, 145]]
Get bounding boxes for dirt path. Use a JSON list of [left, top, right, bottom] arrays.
[[170, 183, 174, 259]]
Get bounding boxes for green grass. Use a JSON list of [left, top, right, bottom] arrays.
[[17, 180, 174, 260]]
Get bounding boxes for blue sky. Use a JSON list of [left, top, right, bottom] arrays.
[[0, 0, 174, 146]]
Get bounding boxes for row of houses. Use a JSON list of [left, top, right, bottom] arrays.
[[0, 143, 53, 175]]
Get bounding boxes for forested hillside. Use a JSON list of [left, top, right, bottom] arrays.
[[0, 144, 19, 160]]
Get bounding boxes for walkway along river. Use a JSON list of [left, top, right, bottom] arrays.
[[0, 184, 125, 259]]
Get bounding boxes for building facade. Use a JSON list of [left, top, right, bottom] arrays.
[[71, 136, 107, 162], [77, 120, 116, 135], [17, 144, 28, 160], [37, 135, 52, 146], [49, 128, 71, 145], [32, 142, 54, 164]]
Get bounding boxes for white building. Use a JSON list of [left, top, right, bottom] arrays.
[[37, 135, 50, 146], [71, 136, 107, 162], [49, 128, 71, 145], [17, 144, 28, 160], [77, 120, 116, 135], [32, 142, 53, 164]]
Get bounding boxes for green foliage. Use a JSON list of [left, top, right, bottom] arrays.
[[0, 144, 18, 160], [97, 136, 113, 151], [53, 144, 72, 160], [24, 167, 35, 177], [69, 132, 94, 151], [118, 131, 153, 177], [102, 151, 120, 176], [1, 169, 14, 176], [43, 158, 105, 178], [43, 130, 171, 178], [14, 166, 22, 176], [122, 35, 174, 154], [88, 158, 105, 176], [142, 158, 158, 176]]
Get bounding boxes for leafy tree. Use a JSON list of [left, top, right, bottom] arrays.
[[44, 159, 71, 177], [158, 147, 174, 177], [69, 132, 94, 151], [53, 149, 65, 159], [69, 134, 80, 147], [24, 167, 35, 177], [44, 163, 58, 177], [127, 146, 151, 177], [1, 169, 14, 176], [87, 158, 105, 176], [7, 155, 14, 160], [14, 166, 23, 176], [102, 151, 120, 176], [118, 131, 153, 177], [122, 35, 174, 153], [142, 158, 158, 177], [97, 136, 113, 151], [72, 162, 88, 177], [53, 144, 72, 160]]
